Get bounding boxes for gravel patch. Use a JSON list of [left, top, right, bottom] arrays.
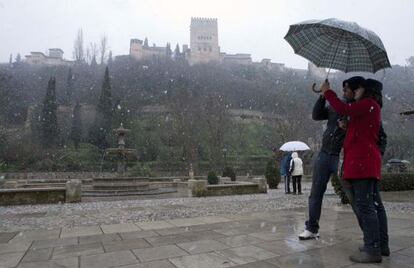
[[0, 184, 413, 232]]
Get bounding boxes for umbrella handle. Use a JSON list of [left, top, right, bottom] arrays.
[[312, 83, 322, 93]]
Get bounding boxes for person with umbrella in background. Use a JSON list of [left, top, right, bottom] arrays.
[[279, 141, 310, 194], [289, 151, 303, 195], [280, 152, 292, 194], [320, 78, 383, 263]]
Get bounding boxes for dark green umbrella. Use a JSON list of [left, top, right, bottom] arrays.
[[284, 18, 391, 74]]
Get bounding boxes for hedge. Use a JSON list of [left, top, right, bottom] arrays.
[[380, 173, 414, 192]]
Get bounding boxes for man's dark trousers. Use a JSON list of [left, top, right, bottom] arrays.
[[305, 151, 339, 233]]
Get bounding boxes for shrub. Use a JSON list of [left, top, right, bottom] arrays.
[[222, 166, 236, 181], [265, 158, 280, 189], [331, 174, 350, 204], [207, 171, 219, 185], [380, 173, 414, 191], [129, 163, 153, 177]]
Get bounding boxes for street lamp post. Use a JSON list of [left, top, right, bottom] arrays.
[[222, 146, 228, 168]]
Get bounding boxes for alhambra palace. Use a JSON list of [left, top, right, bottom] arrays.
[[25, 18, 285, 69]]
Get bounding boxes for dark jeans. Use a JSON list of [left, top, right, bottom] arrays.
[[284, 175, 291, 193], [306, 151, 339, 233], [341, 179, 389, 253], [348, 179, 382, 254], [292, 175, 302, 193]]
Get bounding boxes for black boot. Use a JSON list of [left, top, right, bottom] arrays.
[[350, 251, 382, 263], [359, 245, 390, 257]]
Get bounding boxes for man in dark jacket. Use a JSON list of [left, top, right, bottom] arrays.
[[280, 152, 292, 194], [299, 76, 364, 240]]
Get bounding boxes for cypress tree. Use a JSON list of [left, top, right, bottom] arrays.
[[15, 53, 21, 63], [174, 44, 181, 58], [41, 77, 59, 147], [108, 51, 113, 66], [89, 67, 112, 150], [90, 55, 98, 68], [70, 102, 82, 150], [166, 43, 172, 58], [64, 68, 74, 105]]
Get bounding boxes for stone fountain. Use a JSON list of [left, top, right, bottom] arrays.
[[83, 124, 177, 199], [105, 124, 137, 175]]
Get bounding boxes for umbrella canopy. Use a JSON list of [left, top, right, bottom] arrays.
[[280, 141, 310, 152], [284, 18, 391, 73]]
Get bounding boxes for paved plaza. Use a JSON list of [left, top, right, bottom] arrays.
[[0, 187, 414, 267]]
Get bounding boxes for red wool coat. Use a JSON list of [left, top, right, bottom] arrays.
[[324, 90, 382, 180]]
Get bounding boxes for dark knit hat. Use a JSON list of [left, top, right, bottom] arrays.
[[364, 78, 383, 95], [342, 76, 366, 91], [364, 78, 383, 107]]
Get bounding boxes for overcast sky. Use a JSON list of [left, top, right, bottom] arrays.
[[0, 0, 412, 69]]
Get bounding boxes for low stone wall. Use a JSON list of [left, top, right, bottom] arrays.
[[0, 188, 66, 206], [188, 178, 267, 197], [1, 172, 113, 181]]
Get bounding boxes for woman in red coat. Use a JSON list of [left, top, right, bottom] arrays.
[[320, 78, 383, 263]]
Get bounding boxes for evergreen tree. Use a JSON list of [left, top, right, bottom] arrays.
[[108, 51, 113, 66], [144, 37, 149, 47], [174, 44, 181, 58], [41, 77, 59, 147], [64, 68, 74, 105], [15, 53, 21, 64], [166, 43, 172, 58], [89, 67, 113, 150], [9, 54, 12, 65], [90, 55, 98, 68], [70, 102, 82, 150]]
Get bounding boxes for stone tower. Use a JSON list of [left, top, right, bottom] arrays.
[[190, 17, 220, 64]]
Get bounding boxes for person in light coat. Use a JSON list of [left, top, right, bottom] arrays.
[[289, 152, 303, 194]]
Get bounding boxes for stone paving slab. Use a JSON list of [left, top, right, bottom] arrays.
[[169, 252, 236, 268], [216, 234, 265, 247], [0, 206, 414, 267], [0, 241, 31, 254], [116, 259, 176, 268], [103, 238, 152, 252], [133, 245, 188, 262], [80, 250, 139, 268], [216, 245, 278, 264], [21, 248, 53, 263], [60, 226, 102, 238], [196, 216, 233, 224], [78, 233, 121, 244], [166, 217, 207, 227], [101, 223, 141, 234], [177, 239, 229, 254], [9, 229, 60, 243], [135, 221, 175, 230], [31, 237, 78, 249], [145, 234, 193, 247], [52, 242, 104, 259], [0, 232, 18, 243], [120, 230, 159, 240], [16, 256, 78, 268], [0, 251, 25, 267]]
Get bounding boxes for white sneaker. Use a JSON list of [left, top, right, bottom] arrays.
[[298, 230, 320, 240]]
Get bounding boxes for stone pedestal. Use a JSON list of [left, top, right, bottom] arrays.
[[66, 179, 82, 203], [188, 179, 207, 197], [253, 178, 267, 193], [219, 177, 231, 184]]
